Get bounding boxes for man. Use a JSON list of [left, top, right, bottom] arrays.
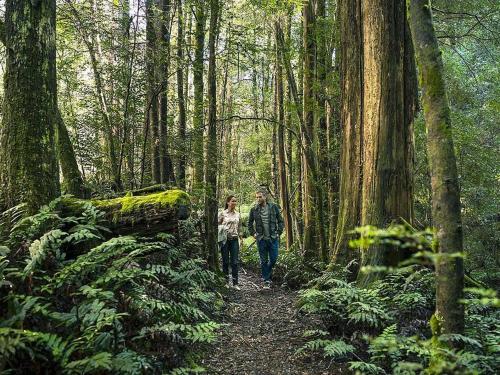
[[248, 189, 284, 288]]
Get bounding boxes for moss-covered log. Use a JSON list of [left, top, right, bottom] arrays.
[[62, 190, 191, 236]]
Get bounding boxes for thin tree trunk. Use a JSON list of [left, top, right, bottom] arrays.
[[177, 0, 187, 189], [192, 0, 206, 192], [302, 0, 326, 260], [408, 0, 464, 337], [275, 21, 294, 250], [205, 0, 219, 270], [146, 0, 161, 184], [56, 110, 86, 198], [159, 0, 175, 184]]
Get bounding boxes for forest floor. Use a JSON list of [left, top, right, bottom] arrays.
[[202, 268, 343, 375]]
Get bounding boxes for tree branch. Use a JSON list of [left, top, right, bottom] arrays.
[[0, 18, 5, 46]]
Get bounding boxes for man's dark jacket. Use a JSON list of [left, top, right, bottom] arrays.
[[248, 202, 285, 240]]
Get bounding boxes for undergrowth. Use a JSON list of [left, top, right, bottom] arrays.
[[240, 238, 325, 288], [296, 225, 500, 375], [0, 197, 224, 374]]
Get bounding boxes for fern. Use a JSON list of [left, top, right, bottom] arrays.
[[23, 229, 67, 277], [0, 328, 74, 364], [64, 352, 113, 373], [0, 196, 224, 373], [349, 361, 386, 374]]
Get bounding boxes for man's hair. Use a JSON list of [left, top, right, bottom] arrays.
[[256, 188, 267, 197]]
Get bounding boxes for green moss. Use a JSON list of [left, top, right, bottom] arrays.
[[92, 189, 191, 214]]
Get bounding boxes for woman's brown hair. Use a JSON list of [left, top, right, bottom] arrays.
[[224, 195, 235, 210]]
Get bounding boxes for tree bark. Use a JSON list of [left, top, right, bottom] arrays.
[[158, 0, 175, 184], [177, 0, 187, 189], [331, 0, 363, 272], [332, 0, 418, 284], [357, 0, 417, 286], [56, 110, 86, 198], [192, 1, 206, 193], [275, 21, 294, 251], [302, 0, 326, 261], [0, 0, 60, 214], [408, 0, 464, 337], [204, 0, 219, 270]]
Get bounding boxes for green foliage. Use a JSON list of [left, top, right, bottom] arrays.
[[0, 198, 223, 374], [297, 226, 500, 374]]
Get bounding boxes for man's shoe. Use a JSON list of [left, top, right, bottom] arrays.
[[232, 284, 241, 291], [263, 281, 271, 290]]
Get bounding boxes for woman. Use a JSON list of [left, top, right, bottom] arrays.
[[218, 195, 242, 289]]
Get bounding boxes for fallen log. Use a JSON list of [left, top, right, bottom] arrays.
[[61, 189, 191, 236]]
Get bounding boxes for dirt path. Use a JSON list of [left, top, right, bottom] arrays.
[[202, 268, 339, 375]]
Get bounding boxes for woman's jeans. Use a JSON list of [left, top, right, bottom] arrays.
[[257, 238, 279, 282], [220, 238, 239, 285]]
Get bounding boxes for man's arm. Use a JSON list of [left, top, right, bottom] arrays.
[[276, 204, 285, 235], [248, 208, 255, 237]]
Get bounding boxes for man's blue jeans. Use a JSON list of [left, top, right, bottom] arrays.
[[257, 238, 279, 282]]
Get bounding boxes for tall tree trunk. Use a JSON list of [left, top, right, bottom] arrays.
[[275, 21, 294, 251], [332, 0, 417, 284], [177, 0, 187, 189], [327, 1, 341, 256], [192, 0, 206, 193], [357, 0, 417, 286], [302, 0, 326, 261], [316, 0, 329, 262], [146, 0, 161, 184], [408, 0, 464, 337], [331, 0, 363, 271], [159, 0, 175, 184], [0, 0, 60, 214], [272, 77, 278, 198], [56, 110, 86, 198], [205, 0, 219, 270]]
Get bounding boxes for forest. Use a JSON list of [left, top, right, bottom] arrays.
[[0, 0, 498, 374]]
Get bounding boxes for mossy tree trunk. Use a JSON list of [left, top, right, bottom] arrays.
[[158, 0, 175, 184], [176, 0, 187, 189], [302, 0, 326, 261], [408, 0, 465, 337], [275, 20, 294, 251], [316, 0, 330, 262], [55, 109, 86, 198], [192, 1, 206, 194], [0, 0, 60, 214], [204, 0, 219, 271], [146, 0, 161, 185]]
